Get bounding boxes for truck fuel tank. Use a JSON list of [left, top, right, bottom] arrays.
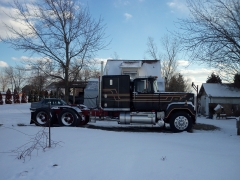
[[119, 112, 155, 124]]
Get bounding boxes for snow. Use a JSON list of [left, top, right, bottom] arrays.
[[202, 83, 240, 97], [120, 61, 142, 68], [0, 103, 240, 180]]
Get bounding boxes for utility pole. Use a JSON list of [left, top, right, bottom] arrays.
[[192, 82, 199, 114]]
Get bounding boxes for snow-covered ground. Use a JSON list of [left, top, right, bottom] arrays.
[[0, 103, 239, 180]]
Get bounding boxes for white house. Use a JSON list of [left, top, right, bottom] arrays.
[[103, 60, 165, 91], [198, 83, 240, 116], [83, 60, 165, 108]]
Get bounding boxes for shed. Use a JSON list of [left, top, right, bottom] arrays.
[[198, 83, 240, 116], [104, 60, 165, 91], [83, 78, 99, 108]]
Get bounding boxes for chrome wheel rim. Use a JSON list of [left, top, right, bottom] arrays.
[[36, 112, 48, 125], [174, 116, 189, 130], [61, 112, 74, 126]]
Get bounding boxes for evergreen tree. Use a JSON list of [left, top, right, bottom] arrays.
[[54, 91, 57, 98], [167, 73, 186, 92], [50, 91, 54, 98], [13, 89, 20, 103], [34, 90, 39, 102], [206, 73, 222, 83], [21, 92, 27, 103], [39, 90, 44, 100], [167, 75, 178, 92], [177, 74, 185, 92], [28, 90, 34, 103], [44, 90, 49, 98], [5, 89, 12, 104], [0, 92, 3, 105], [233, 73, 240, 88]]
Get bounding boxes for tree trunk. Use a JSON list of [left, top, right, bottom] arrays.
[[64, 68, 70, 103]]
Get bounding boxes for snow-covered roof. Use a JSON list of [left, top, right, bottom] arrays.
[[85, 78, 99, 91], [200, 83, 240, 98], [120, 61, 142, 68]]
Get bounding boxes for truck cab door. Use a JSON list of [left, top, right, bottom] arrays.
[[133, 78, 154, 111]]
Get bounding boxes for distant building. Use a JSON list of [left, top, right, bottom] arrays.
[[22, 85, 34, 94], [45, 82, 58, 92], [198, 83, 240, 116]]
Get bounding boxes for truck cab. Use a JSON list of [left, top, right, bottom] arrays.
[[101, 75, 196, 132]]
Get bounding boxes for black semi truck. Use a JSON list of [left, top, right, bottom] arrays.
[[100, 75, 196, 132]]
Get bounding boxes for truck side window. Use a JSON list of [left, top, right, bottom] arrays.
[[147, 81, 152, 93], [134, 80, 143, 92], [134, 79, 151, 93], [138, 81, 145, 92]]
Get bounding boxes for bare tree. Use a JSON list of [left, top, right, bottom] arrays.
[[29, 74, 48, 92], [76, 68, 100, 82], [146, 37, 159, 60], [177, 0, 240, 81], [184, 77, 193, 93], [4, 66, 26, 92], [0, 69, 9, 92], [111, 52, 120, 60], [2, 125, 61, 162], [161, 35, 180, 90], [145, 35, 180, 90], [69, 58, 101, 81], [91, 69, 101, 78], [1, 0, 108, 102]]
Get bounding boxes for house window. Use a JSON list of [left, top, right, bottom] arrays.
[[122, 71, 138, 79]]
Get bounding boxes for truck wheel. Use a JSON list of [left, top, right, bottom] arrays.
[[58, 109, 79, 126], [170, 112, 192, 132], [33, 108, 51, 126]]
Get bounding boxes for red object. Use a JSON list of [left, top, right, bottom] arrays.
[[0, 92, 3, 105], [14, 89, 20, 103], [5, 89, 12, 104]]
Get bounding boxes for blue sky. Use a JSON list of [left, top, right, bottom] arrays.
[[0, 0, 215, 88]]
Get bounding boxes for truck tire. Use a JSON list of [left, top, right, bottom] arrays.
[[170, 112, 192, 132], [33, 108, 51, 127], [58, 109, 80, 126]]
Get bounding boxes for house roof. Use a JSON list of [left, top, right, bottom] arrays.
[[120, 61, 142, 68], [85, 78, 99, 91], [200, 83, 240, 98]]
